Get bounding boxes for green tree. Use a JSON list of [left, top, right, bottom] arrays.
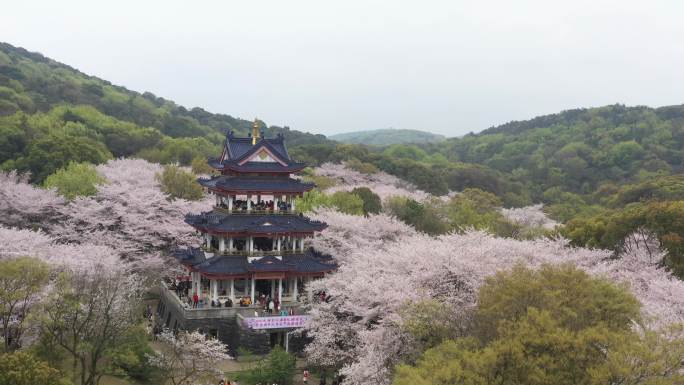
[[0, 351, 71, 385], [0, 257, 50, 351], [237, 347, 297, 385], [386, 196, 449, 235], [156, 164, 204, 200], [392, 265, 684, 385], [562, 200, 684, 278], [329, 191, 365, 216], [109, 326, 161, 382], [9, 134, 112, 183], [296, 190, 365, 216], [190, 156, 213, 174], [346, 158, 380, 174], [351, 187, 382, 215], [474, 264, 640, 342], [43, 162, 106, 199], [300, 167, 337, 190]]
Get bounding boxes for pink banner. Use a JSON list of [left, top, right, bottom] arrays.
[[245, 315, 310, 330]]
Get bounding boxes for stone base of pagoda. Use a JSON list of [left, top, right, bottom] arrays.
[[157, 282, 309, 355]]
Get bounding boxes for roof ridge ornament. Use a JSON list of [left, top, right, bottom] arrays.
[[252, 118, 260, 145]]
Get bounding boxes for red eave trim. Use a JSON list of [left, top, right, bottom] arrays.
[[200, 272, 251, 280], [222, 164, 306, 173], [190, 227, 322, 237], [208, 186, 313, 196]]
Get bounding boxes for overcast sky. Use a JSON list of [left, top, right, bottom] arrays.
[[2, 1, 684, 137]]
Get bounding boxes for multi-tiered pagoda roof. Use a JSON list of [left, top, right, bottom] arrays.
[[176, 123, 335, 279]]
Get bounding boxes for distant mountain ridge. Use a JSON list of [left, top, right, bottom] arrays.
[[0, 41, 330, 146], [329, 128, 444, 146], [0, 41, 332, 182]]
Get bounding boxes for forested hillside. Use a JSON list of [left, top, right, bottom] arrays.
[[329, 128, 444, 146], [1, 41, 682, 275], [0, 42, 330, 182]]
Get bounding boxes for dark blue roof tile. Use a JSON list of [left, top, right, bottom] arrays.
[[185, 212, 327, 234]]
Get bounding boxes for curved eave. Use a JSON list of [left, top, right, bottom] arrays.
[[184, 214, 328, 236], [186, 226, 326, 237], [207, 184, 314, 195]]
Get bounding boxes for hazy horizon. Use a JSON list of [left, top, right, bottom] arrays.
[[3, 0, 684, 137]]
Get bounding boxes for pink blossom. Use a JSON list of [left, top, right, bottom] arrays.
[[314, 163, 431, 201], [305, 211, 684, 385], [500, 203, 558, 229]]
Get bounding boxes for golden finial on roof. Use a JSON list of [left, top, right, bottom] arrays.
[[252, 118, 260, 145]]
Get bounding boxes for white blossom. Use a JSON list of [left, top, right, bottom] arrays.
[[305, 211, 684, 385], [314, 162, 431, 201], [500, 203, 558, 229]]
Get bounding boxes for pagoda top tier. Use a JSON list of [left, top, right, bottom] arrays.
[[208, 129, 306, 174]]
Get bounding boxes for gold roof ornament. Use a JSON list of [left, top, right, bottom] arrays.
[[252, 118, 260, 145]]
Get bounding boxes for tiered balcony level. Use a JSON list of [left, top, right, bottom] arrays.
[[170, 126, 335, 338]]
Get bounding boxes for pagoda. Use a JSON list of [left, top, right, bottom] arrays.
[[157, 120, 335, 353]]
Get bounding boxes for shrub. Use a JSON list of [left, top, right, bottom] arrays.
[[237, 347, 296, 385], [156, 164, 204, 200], [351, 187, 382, 215], [43, 162, 106, 199], [0, 351, 70, 385], [190, 156, 213, 175]]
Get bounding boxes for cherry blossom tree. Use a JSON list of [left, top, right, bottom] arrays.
[[51, 158, 212, 256], [2, 158, 683, 385], [314, 163, 431, 201], [305, 210, 684, 385], [500, 203, 558, 230], [0, 171, 64, 229], [0, 158, 211, 268], [147, 329, 231, 385]]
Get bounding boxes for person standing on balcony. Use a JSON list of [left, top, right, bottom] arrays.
[[192, 292, 199, 308]]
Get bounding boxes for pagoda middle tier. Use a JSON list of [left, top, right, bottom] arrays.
[[185, 212, 327, 237]]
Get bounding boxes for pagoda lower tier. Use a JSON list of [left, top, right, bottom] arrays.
[[173, 247, 336, 305]]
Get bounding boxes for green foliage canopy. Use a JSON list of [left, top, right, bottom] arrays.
[[156, 164, 204, 201], [393, 265, 684, 385], [43, 161, 106, 199], [237, 347, 297, 385], [351, 187, 382, 215], [0, 350, 71, 385]]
